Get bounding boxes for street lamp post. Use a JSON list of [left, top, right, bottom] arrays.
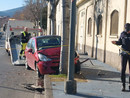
[[64, 0, 77, 94]]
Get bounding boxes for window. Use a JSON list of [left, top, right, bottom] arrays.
[[27, 39, 32, 48], [110, 10, 119, 36], [88, 18, 92, 35], [97, 15, 102, 35], [31, 39, 35, 53], [37, 36, 61, 50]]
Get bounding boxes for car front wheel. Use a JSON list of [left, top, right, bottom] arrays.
[[36, 63, 44, 78], [25, 59, 31, 70]]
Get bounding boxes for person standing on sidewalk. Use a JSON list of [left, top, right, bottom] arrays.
[[112, 23, 130, 91]]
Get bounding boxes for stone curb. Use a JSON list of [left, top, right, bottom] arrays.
[[44, 75, 53, 98]]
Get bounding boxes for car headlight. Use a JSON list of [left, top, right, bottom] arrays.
[[38, 53, 52, 61]]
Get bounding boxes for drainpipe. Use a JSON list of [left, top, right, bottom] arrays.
[[92, 0, 96, 57], [124, 0, 127, 25], [103, 0, 108, 63], [84, 7, 88, 54]]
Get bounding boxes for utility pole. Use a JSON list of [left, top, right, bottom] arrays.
[[59, 0, 70, 74], [64, 0, 77, 94]]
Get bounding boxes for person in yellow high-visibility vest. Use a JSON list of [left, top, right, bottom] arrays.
[[19, 27, 30, 59]]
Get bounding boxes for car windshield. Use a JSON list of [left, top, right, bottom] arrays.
[[37, 36, 61, 50]]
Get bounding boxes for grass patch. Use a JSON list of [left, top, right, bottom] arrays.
[[49, 74, 67, 82], [49, 73, 88, 82], [49, 74, 67, 78]]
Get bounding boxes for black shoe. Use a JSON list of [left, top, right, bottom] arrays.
[[129, 85, 130, 91], [122, 83, 125, 91], [122, 87, 125, 91]]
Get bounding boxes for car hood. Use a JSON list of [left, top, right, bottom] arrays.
[[38, 47, 61, 56]]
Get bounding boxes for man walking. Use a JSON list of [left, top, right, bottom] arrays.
[[112, 23, 130, 91]]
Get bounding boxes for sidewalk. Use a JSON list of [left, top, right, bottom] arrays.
[[44, 54, 130, 98]]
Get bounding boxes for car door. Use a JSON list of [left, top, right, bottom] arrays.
[[29, 39, 36, 70], [25, 38, 32, 67]]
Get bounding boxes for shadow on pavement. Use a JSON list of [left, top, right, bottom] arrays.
[[74, 92, 112, 98], [81, 68, 121, 82], [0, 85, 34, 94]]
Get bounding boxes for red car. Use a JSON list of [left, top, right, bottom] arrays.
[[25, 36, 80, 77]]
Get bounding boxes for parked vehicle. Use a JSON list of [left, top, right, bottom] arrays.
[[4, 18, 42, 65], [25, 35, 80, 77]]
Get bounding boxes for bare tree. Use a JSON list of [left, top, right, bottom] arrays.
[[46, 0, 70, 74], [21, 6, 35, 21], [13, 0, 47, 29], [24, 0, 47, 27], [13, 11, 24, 19]]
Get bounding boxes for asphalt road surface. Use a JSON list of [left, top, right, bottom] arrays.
[[0, 35, 45, 98]]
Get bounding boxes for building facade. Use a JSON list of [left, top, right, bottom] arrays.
[[56, 0, 130, 71]]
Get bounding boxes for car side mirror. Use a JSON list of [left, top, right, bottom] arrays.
[[28, 49, 32, 53]]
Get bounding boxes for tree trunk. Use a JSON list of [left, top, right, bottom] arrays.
[[47, 1, 51, 35], [59, 0, 70, 74], [50, 0, 55, 35]]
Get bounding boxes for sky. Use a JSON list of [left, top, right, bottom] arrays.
[[0, 0, 25, 11]]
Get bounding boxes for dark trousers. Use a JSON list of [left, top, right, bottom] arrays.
[[121, 55, 130, 85]]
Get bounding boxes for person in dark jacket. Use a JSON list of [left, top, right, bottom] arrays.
[[112, 23, 130, 91], [19, 27, 30, 59]]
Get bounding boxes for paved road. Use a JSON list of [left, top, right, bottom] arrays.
[[0, 35, 45, 98]]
